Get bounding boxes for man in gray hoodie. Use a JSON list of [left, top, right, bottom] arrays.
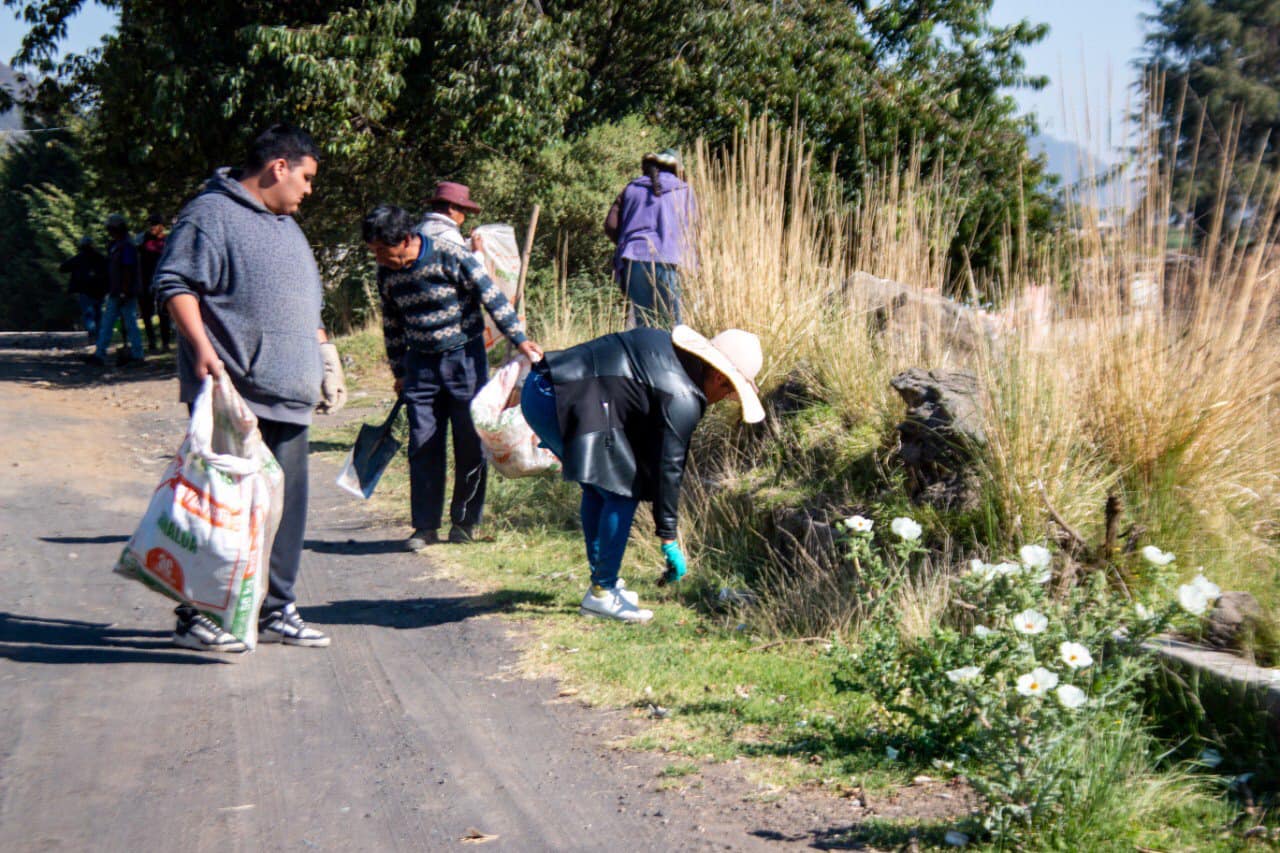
[[154, 124, 346, 653]]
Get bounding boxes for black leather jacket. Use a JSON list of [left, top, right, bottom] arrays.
[[541, 328, 707, 539]]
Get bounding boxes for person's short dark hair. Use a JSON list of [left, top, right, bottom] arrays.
[[362, 204, 416, 245], [244, 123, 321, 173], [147, 212, 165, 226]]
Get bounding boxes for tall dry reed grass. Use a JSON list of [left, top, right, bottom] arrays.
[[671, 113, 1278, 624]]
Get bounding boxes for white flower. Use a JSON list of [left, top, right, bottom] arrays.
[[969, 558, 993, 578], [972, 625, 996, 639], [944, 830, 970, 847], [1055, 684, 1087, 709], [1198, 748, 1223, 769], [890, 517, 922, 541], [885, 746, 899, 761], [1015, 667, 1059, 697], [992, 561, 1022, 577], [1142, 545, 1176, 566], [1020, 544, 1052, 570], [1135, 603, 1152, 620], [946, 666, 981, 684], [1178, 584, 1210, 616], [1030, 568, 1053, 584], [1059, 641, 1094, 669], [843, 515, 874, 534], [1190, 573, 1221, 602], [1012, 609, 1048, 635]]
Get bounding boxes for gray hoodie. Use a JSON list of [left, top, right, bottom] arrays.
[[154, 168, 324, 425]]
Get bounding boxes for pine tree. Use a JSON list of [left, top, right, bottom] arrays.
[[1143, 0, 1280, 234]]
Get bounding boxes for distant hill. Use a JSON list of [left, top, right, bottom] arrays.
[[1029, 133, 1135, 213], [1, 62, 24, 134], [1029, 133, 1110, 188]]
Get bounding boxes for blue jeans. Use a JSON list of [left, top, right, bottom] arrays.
[[521, 370, 639, 590], [623, 261, 682, 328], [95, 295, 144, 360], [77, 294, 102, 341]]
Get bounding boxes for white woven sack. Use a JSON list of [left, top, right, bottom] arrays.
[[470, 356, 561, 478], [114, 374, 283, 648], [472, 223, 522, 351]]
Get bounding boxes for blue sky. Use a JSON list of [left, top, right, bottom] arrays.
[[4, 0, 1150, 148], [1, 1, 117, 67], [990, 0, 1150, 147]]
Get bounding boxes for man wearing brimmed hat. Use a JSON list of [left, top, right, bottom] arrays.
[[520, 324, 764, 622], [420, 181, 485, 254]]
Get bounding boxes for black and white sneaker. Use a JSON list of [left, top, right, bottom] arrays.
[[173, 606, 247, 654], [259, 604, 331, 648]]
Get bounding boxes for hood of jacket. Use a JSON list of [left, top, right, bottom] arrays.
[[200, 167, 277, 215], [628, 171, 688, 195]]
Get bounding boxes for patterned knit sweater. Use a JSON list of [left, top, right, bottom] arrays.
[[377, 232, 526, 378]]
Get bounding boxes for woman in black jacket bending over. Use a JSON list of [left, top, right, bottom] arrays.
[[521, 325, 764, 622]]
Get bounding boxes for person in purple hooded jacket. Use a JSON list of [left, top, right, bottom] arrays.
[[604, 148, 697, 328]]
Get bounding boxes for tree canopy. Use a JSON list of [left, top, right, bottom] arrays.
[[1142, 0, 1280, 232], [4, 0, 1055, 324]]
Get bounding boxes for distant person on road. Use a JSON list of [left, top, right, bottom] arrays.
[[154, 123, 347, 654], [604, 148, 697, 328], [90, 214, 145, 366], [60, 236, 107, 342], [363, 203, 542, 552], [135, 213, 171, 353], [520, 324, 764, 622]]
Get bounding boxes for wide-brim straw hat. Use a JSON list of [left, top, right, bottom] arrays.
[[427, 181, 481, 213], [671, 324, 765, 424]]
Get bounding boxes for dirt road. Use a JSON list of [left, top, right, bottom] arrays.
[[0, 334, 859, 852]]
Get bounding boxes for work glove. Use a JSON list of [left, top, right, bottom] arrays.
[[657, 540, 687, 586], [317, 342, 347, 414]]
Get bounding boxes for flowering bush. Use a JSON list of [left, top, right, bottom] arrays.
[[836, 513, 929, 624], [830, 526, 1214, 845]]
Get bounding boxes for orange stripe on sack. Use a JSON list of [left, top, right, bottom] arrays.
[[175, 475, 244, 530]]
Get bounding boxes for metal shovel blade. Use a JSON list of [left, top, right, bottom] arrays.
[[335, 398, 404, 500]]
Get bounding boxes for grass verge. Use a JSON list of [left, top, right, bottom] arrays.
[[314, 328, 1270, 849]]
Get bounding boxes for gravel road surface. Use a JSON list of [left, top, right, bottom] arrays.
[[0, 334, 868, 852]]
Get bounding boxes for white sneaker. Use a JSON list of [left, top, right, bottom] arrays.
[[580, 585, 653, 623], [614, 578, 639, 606]]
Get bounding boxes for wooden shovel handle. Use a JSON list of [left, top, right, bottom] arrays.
[[514, 204, 540, 317]]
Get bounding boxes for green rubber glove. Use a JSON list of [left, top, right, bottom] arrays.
[[658, 541, 687, 586]]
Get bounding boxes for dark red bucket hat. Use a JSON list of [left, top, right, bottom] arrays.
[[428, 181, 481, 213]]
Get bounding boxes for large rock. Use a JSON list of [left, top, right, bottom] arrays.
[[1206, 591, 1268, 651], [891, 368, 985, 511], [843, 271, 1005, 358]]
